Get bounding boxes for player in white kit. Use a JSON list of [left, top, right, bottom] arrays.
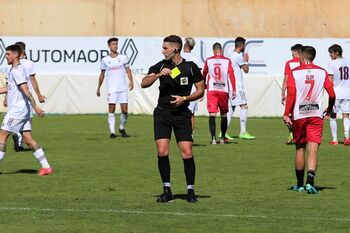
[[327, 44, 350, 145], [182, 37, 203, 134], [8, 42, 46, 152], [0, 45, 52, 176], [97, 38, 134, 138], [226, 37, 255, 140]]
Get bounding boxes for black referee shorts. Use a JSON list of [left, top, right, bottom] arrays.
[[153, 106, 193, 142]]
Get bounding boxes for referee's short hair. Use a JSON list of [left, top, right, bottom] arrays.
[[301, 46, 316, 61], [328, 44, 343, 57], [164, 35, 183, 52], [107, 37, 118, 45], [290, 44, 303, 51]]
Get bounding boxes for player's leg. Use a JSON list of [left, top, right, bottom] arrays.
[[224, 91, 235, 140], [108, 93, 117, 138], [0, 130, 11, 166], [304, 117, 323, 194], [329, 112, 338, 144], [0, 116, 26, 167], [22, 130, 52, 176], [290, 118, 306, 191], [12, 132, 24, 152], [188, 101, 197, 134], [207, 91, 219, 144], [119, 102, 128, 138], [154, 107, 173, 203], [238, 104, 255, 140], [291, 143, 306, 191], [343, 113, 350, 145], [218, 92, 229, 144], [285, 114, 294, 145]]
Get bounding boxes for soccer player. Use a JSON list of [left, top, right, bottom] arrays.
[[0, 45, 53, 176], [8, 41, 46, 152], [182, 37, 202, 133], [141, 35, 204, 203], [282, 44, 303, 144], [96, 37, 134, 138], [203, 43, 236, 144], [284, 46, 335, 194], [327, 44, 350, 145], [226, 37, 255, 140]]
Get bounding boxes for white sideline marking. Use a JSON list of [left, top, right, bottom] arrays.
[[0, 207, 350, 222]]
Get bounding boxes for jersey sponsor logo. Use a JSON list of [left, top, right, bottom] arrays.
[[299, 103, 319, 115], [180, 77, 189, 85], [213, 82, 226, 89]]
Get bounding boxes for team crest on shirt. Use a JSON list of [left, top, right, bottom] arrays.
[[180, 77, 189, 85]]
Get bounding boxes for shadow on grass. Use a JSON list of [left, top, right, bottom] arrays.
[[315, 186, 336, 191], [172, 194, 211, 200], [3, 169, 38, 175]]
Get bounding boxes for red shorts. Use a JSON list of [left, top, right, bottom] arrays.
[[292, 117, 323, 144], [207, 91, 229, 113]]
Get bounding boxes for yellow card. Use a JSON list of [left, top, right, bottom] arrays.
[[170, 67, 181, 79]]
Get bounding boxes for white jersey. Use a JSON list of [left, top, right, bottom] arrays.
[[327, 58, 350, 99], [289, 63, 332, 120], [20, 58, 36, 92], [182, 52, 203, 94], [6, 64, 31, 119], [203, 54, 235, 93], [100, 54, 130, 93], [229, 51, 245, 91]]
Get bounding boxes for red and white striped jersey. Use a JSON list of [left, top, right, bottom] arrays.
[[327, 58, 350, 99], [287, 62, 333, 120], [202, 54, 235, 93]]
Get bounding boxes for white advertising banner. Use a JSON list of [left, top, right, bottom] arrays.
[[1, 37, 350, 75], [0, 37, 348, 116]]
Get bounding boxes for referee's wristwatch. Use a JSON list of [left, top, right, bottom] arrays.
[[182, 96, 187, 102]]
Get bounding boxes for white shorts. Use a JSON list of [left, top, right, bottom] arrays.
[[333, 99, 350, 113], [1, 115, 30, 134], [229, 90, 247, 106], [188, 100, 198, 114], [107, 91, 128, 104]]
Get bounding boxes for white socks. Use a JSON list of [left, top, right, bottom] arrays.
[[119, 113, 128, 130], [108, 113, 115, 134], [0, 151, 5, 164], [33, 148, 50, 168], [344, 118, 350, 139], [227, 106, 234, 127], [330, 118, 338, 141], [240, 108, 248, 134]]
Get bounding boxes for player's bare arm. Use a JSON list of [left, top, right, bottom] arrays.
[[30, 75, 45, 103], [126, 68, 134, 91], [19, 83, 44, 117], [96, 70, 105, 97], [171, 80, 205, 107], [0, 86, 8, 95], [141, 68, 171, 88], [242, 53, 249, 73]]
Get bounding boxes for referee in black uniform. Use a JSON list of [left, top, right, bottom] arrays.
[[141, 35, 205, 203]]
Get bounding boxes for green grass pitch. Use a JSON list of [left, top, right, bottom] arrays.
[[0, 115, 349, 233]]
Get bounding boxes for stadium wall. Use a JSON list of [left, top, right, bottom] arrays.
[[1, 0, 350, 38]]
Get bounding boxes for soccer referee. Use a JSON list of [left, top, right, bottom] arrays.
[[141, 35, 205, 203]]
